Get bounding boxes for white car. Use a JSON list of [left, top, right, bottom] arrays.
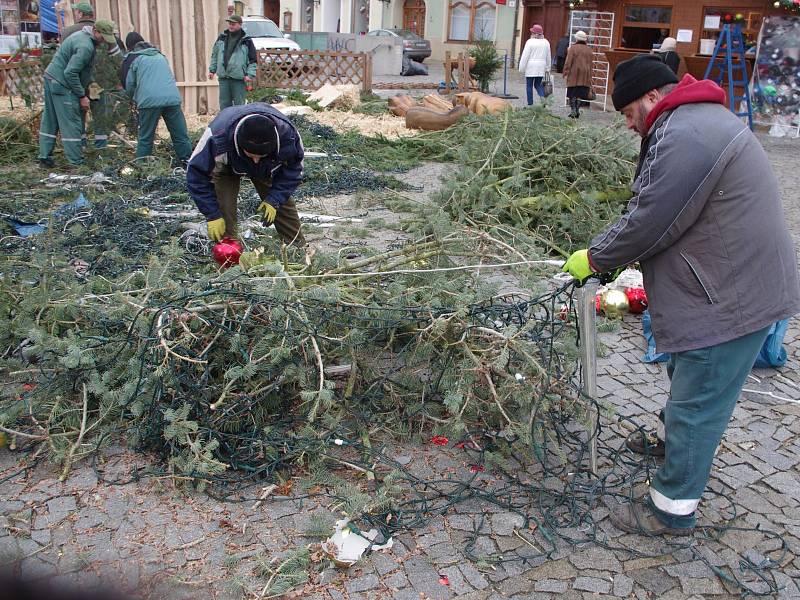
[[242, 16, 300, 52]]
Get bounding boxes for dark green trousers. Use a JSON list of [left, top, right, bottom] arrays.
[[648, 325, 771, 529], [218, 78, 247, 109], [39, 78, 84, 165], [136, 105, 193, 161], [211, 163, 304, 246]]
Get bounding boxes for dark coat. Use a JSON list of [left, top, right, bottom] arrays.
[[563, 42, 593, 88], [589, 94, 800, 352], [187, 103, 305, 220]]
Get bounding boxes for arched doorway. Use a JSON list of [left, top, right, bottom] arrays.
[[264, 0, 280, 24], [403, 0, 425, 37]]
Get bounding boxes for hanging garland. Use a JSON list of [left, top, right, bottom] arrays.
[[773, 0, 800, 15]]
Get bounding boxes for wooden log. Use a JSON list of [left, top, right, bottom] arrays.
[[405, 105, 470, 131], [454, 92, 512, 116], [387, 94, 418, 117], [421, 94, 453, 112]]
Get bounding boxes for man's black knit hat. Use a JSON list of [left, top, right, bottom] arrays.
[[612, 54, 678, 111], [235, 115, 279, 157]]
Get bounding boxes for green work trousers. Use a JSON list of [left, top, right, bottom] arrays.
[[212, 164, 305, 246], [218, 77, 247, 110], [85, 94, 110, 149], [39, 78, 85, 165], [136, 105, 193, 161]]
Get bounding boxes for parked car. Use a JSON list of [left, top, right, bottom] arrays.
[[242, 15, 301, 52], [366, 28, 431, 62]]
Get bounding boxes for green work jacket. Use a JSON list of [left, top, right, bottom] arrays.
[[209, 31, 257, 80], [125, 46, 182, 108], [45, 28, 96, 97]]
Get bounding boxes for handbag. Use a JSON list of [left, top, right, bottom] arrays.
[[542, 72, 553, 97], [586, 87, 597, 101]]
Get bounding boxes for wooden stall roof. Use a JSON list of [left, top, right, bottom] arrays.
[[57, 0, 228, 114]]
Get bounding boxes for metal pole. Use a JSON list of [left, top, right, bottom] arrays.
[[576, 281, 599, 475]]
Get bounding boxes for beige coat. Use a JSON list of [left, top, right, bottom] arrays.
[[563, 42, 593, 88]]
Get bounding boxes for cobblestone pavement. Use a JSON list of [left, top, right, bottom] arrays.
[[1, 113, 799, 599]]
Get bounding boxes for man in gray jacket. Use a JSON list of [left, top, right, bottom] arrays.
[[563, 55, 800, 535]]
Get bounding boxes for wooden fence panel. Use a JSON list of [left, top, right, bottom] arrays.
[[56, 0, 228, 114], [0, 61, 43, 103], [256, 50, 372, 93]]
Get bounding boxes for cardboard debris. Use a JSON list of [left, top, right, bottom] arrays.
[[308, 83, 361, 110], [272, 103, 314, 116], [322, 518, 393, 568]]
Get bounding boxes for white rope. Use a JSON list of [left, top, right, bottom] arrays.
[[249, 259, 565, 281]]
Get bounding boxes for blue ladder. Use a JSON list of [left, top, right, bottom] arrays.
[[703, 24, 753, 129]]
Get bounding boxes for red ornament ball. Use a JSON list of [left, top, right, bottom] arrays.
[[723, 13, 733, 22], [595, 293, 602, 314], [624, 287, 648, 313], [212, 237, 243, 268]]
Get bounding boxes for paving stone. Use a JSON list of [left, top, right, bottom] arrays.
[[664, 560, 715, 579], [458, 561, 490, 590], [526, 557, 577, 580], [490, 511, 525, 536], [345, 573, 380, 594], [613, 573, 634, 597], [680, 576, 726, 595], [370, 550, 399, 575], [391, 589, 421, 600], [763, 472, 800, 497], [45, 496, 76, 523], [533, 579, 568, 593], [572, 576, 612, 594], [439, 564, 474, 596], [716, 463, 763, 490], [628, 568, 677, 595], [568, 546, 624, 573], [447, 514, 476, 531], [384, 569, 409, 590]]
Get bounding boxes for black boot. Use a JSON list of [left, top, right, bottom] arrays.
[[568, 98, 578, 118]]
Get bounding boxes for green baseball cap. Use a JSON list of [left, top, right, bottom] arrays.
[[72, 2, 94, 14], [226, 14, 243, 24], [93, 19, 117, 45]]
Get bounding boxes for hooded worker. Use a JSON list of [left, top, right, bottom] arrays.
[[186, 104, 305, 247]]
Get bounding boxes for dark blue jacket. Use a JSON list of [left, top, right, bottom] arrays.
[[187, 103, 304, 221]]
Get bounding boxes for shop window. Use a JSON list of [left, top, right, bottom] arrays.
[[620, 4, 672, 50], [624, 6, 672, 24], [700, 8, 764, 52], [449, 0, 496, 42]]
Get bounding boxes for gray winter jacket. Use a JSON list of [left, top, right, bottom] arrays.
[[589, 99, 800, 353]]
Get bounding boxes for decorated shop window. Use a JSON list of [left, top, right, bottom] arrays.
[[620, 4, 672, 50], [701, 7, 764, 51], [448, 0, 496, 42]]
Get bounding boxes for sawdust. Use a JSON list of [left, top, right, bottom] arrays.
[[306, 110, 412, 139]]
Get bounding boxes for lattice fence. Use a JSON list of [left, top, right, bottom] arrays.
[[0, 60, 43, 105], [256, 50, 372, 93]]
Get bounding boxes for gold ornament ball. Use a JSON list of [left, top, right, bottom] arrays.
[[600, 289, 630, 318]]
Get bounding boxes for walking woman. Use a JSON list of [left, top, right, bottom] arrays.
[[562, 30, 593, 118], [518, 24, 551, 106]]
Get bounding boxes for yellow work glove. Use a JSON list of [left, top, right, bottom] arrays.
[[562, 249, 594, 283], [257, 201, 278, 226], [207, 218, 226, 242]]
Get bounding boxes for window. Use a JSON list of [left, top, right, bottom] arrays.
[[624, 6, 672, 23], [701, 7, 764, 50], [448, 1, 496, 42], [620, 4, 672, 50]]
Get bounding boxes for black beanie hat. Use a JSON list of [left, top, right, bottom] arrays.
[[612, 54, 679, 111], [125, 31, 144, 52], [235, 115, 279, 156]]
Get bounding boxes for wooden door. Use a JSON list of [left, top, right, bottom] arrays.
[[403, 0, 426, 37], [265, 0, 280, 24], [520, 4, 569, 58]]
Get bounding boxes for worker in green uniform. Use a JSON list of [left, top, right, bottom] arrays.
[[39, 20, 118, 167], [60, 2, 95, 40], [208, 14, 257, 110], [124, 37, 193, 162], [61, 2, 122, 150]]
